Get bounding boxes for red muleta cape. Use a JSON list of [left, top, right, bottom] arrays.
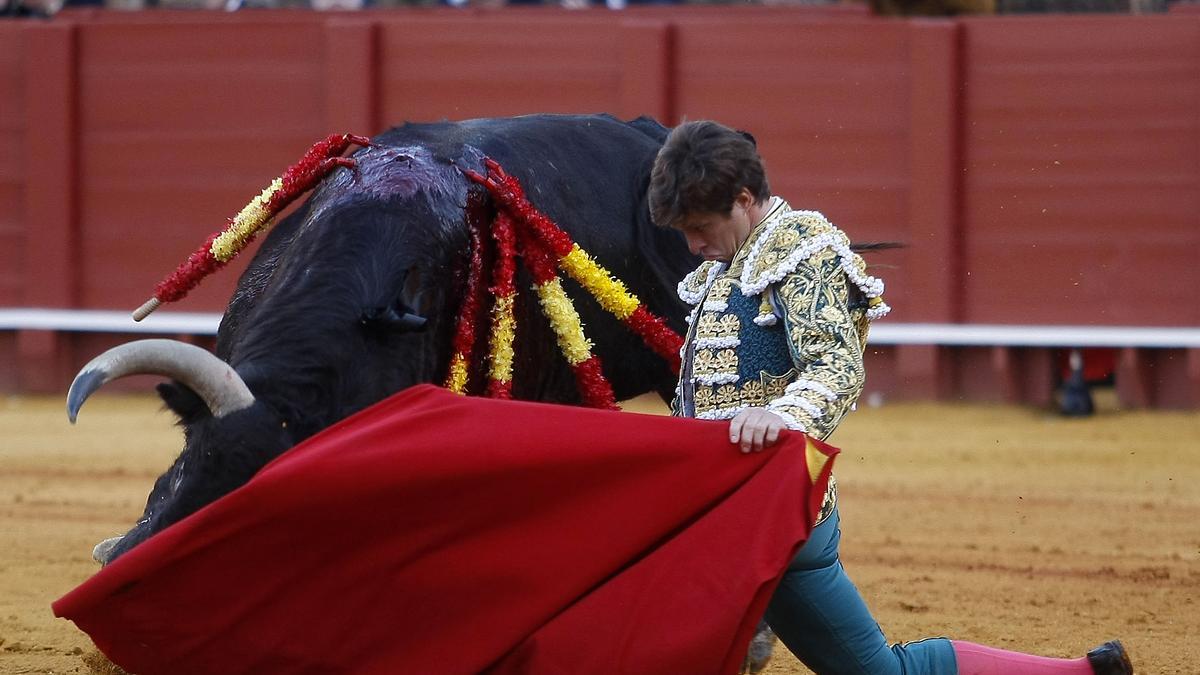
[[54, 384, 837, 675]]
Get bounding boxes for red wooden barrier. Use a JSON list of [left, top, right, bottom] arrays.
[[0, 18, 18, 395], [960, 16, 1200, 327], [0, 25, 23, 309], [75, 18, 331, 310], [2, 9, 1197, 408]]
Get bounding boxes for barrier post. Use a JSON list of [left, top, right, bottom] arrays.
[[20, 22, 78, 394], [1144, 348, 1200, 409], [897, 20, 962, 399], [1115, 347, 1152, 408], [325, 19, 380, 138], [618, 20, 674, 125], [1189, 349, 1200, 408]]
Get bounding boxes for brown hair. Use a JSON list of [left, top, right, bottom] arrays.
[[648, 120, 771, 230]]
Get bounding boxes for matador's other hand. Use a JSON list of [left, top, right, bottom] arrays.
[[728, 408, 786, 454]]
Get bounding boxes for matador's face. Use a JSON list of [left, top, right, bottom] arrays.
[[677, 188, 765, 263]]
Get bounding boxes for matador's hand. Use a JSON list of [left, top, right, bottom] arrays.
[[728, 408, 786, 454]]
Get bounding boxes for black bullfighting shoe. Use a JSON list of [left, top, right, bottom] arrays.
[[1086, 640, 1134, 675]]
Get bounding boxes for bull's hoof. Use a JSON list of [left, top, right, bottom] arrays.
[[742, 621, 776, 674], [81, 647, 130, 674]]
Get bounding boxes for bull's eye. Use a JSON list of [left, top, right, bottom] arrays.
[[360, 305, 428, 334]]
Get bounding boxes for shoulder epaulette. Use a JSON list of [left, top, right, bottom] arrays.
[[739, 210, 889, 320]]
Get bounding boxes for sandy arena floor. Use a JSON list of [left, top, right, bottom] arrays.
[[1, 391, 1197, 674]]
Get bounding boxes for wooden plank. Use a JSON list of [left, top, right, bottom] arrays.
[[907, 20, 963, 323], [21, 22, 78, 393], [0, 25, 25, 307], [960, 16, 1200, 326], [73, 19, 328, 311], [325, 19, 379, 137], [378, 16, 625, 123], [618, 20, 674, 124], [25, 22, 78, 309]]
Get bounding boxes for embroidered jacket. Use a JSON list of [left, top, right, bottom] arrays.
[[671, 198, 889, 522]]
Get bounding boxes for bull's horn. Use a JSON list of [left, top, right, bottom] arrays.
[[68, 339, 255, 423]]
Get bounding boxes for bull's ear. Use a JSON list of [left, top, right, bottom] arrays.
[[157, 381, 210, 424]]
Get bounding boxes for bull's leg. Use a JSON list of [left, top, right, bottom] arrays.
[[743, 619, 776, 674]]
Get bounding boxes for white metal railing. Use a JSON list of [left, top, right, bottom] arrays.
[[865, 323, 1200, 348], [0, 308, 221, 335], [2, 308, 1199, 348]]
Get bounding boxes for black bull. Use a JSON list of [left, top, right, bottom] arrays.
[[70, 114, 700, 564]]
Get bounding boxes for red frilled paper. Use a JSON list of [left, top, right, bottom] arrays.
[[54, 384, 837, 675]]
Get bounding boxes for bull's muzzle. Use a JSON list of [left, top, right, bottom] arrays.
[[92, 536, 123, 565]]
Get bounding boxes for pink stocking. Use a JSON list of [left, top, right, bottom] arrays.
[[952, 641, 1094, 675]]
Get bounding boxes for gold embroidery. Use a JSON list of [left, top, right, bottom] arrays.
[[816, 476, 837, 525], [697, 313, 740, 339], [741, 379, 765, 407], [853, 315, 870, 352], [706, 279, 733, 303], [694, 348, 738, 376], [761, 370, 795, 401], [691, 376, 793, 413], [775, 228, 801, 248], [820, 305, 845, 323], [770, 252, 867, 440], [714, 384, 741, 407], [679, 260, 723, 300], [742, 211, 842, 290]]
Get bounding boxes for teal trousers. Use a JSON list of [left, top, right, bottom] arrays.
[[764, 508, 958, 675]]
